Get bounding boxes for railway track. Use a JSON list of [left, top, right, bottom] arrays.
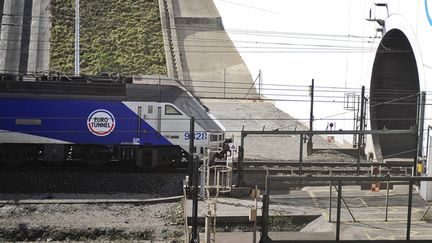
[[242, 167, 412, 176], [233, 160, 414, 168], [0, 160, 188, 173], [0, 196, 183, 205], [0, 160, 187, 195], [234, 160, 414, 177]]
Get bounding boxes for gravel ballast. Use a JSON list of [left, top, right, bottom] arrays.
[[0, 202, 184, 242]]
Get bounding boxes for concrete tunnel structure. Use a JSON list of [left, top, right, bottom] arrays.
[[370, 29, 420, 159]]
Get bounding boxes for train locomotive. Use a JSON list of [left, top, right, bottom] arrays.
[[0, 74, 226, 167]]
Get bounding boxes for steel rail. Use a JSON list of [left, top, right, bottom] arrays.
[[0, 195, 183, 205]]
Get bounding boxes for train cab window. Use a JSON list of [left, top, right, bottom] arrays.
[[148, 105, 153, 114], [165, 105, 181, 115], [200, 147, 204, 154], [210, 134, 218, 142]]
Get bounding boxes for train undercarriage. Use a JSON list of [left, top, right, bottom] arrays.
[[0, 143, 187, 168]]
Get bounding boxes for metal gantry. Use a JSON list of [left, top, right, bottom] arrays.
[[237, 129, 418, 186]]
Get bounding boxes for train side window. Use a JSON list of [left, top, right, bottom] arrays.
[[165, 105, 181, 115], [148, 105, 153, 114]]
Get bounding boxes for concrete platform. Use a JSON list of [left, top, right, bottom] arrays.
[[187, 185, 432, 241], [199, 232, 335, 242], [186, 197, 322, 219]]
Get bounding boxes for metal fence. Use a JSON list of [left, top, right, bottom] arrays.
[[260, 175, 432, 242]]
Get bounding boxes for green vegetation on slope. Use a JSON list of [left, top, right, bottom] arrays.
[[50, 0, 166, 76]]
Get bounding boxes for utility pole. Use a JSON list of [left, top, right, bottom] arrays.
[[259, 69, 262, 98], [191, 155, 199, 243], [189, 117, 198, 242], [74, 0, 80, 76], [223, 68, 226, 98], [357, 86, 365, 174], [188, 117, 195, 189], [307, 79, 314, 155]]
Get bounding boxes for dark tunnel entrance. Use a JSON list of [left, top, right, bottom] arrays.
[[370, 29, 420, 159]]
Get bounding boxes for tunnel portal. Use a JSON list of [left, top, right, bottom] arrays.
[[370, 29, 420, 159]]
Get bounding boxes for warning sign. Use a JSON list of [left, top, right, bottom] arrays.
[[229, 143, 237, 152], [371, 182, 380, 192], [327, 136, 335, 143]]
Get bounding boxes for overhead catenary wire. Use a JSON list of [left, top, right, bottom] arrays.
[[0, 13, 382, 39], [0, 14, 392, 46], [0, 116, 423, 122], [0, 92, 424, 107], [0, 42, 387, 53], [0, 21, 413, 56], [1, 48, 410, 55], [0, 14, 391, 47], [0, 78, 425, 103], [0, 72, 431, 104], [0, 71, 424, 93], [0, 83, 423, 103], [0, 40, 398, 53]]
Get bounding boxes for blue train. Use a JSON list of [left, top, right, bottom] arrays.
[[0, 75, 226, 167]]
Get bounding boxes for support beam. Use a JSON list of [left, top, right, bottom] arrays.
[[406, 180, 413, 240], [241, 129, 416, 136], [336, 180, 342, 241], [307, 79, 314, 155], [191, 155, 199, 243], [188, 117, 195, 189], [357, 86, 365, 174]]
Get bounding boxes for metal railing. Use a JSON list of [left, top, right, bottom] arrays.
[[260, 175, 432, 242]]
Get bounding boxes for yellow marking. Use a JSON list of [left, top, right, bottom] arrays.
[[308, 191, 320, 207], [365, 231, 395, 240], [341, 197, 367, 207], [303, 188, 360, 193], [359, 198, 368, 207], [348, 219, 415, 223], [413, 208, 423, 214], [320, 208, 330, 220]]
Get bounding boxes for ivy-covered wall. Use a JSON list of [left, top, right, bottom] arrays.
[[50, 0, 167, 76]]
